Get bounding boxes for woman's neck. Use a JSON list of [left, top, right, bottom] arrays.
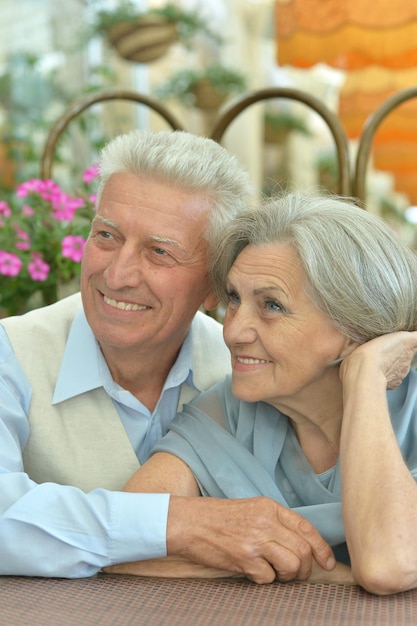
[[273, 374, 344, 473]]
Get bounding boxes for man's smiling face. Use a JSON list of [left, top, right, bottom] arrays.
[[81, 172, 218, 360]]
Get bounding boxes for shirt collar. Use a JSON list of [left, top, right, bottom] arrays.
[[53, 309, 196, 404], [164, 328, 195, 391], [52, 309, 104, 403]]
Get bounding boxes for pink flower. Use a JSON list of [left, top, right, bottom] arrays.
[[38, 179, 62, 202], [51, 193, 85, 222], [0, 201, 11, 218], [16, 178, 63, 203], [16, 179, 47, 197], [14, 227, 31, 251], [83, 164, 99, 185], [0, 251, 23, 277], [61, 235, 86, 262], [28, 253, 50, 281], [22, 204, 35, 216]]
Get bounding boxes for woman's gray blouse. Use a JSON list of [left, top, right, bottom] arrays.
[[152, 371, 417, 563]]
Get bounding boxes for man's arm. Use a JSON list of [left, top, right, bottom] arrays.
[[0, 338, 170, 577], [0, 473, 170, 577], [105, 452, 337, 584]]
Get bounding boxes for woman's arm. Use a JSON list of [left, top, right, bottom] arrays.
[[339, 331, 417, 595], [123, 451, 201, 497], [104, 453, 237, 579], [105, 452, 352, 585]]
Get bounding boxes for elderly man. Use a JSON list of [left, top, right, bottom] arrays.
[[0, 130, 334, 582]]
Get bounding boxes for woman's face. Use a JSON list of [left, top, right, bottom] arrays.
[[223, 242, 353, 411]]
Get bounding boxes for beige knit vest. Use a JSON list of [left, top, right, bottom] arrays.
[[2, 294, 225, 492]]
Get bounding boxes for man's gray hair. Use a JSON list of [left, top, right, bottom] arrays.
[[210, 192, 417, 343], [96, 129, 255, 254]]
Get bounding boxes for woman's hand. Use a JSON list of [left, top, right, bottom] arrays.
[[339, 330, 417, 594], [103, 557, 355, 587], [340, 330, 417, 390], [103, 556, 238, 580], [307, 561, 354, 586]]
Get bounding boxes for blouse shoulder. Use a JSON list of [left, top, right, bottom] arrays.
[[188, 375, 258, 435]]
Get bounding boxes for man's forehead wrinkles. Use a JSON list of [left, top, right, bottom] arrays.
[[92, 217, 192, 256]]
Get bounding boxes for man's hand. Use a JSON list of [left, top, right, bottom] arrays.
[[167, 496, 335, 584], [115, 454, 334, 584]]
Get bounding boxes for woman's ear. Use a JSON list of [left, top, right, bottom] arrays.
[[339, 337, 360, 361]]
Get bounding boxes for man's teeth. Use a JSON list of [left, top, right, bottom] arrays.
[[104, 296, 148, 311], [237, 357, 269, 364]]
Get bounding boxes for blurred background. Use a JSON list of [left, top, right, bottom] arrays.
[[1, 0, 417, 249]]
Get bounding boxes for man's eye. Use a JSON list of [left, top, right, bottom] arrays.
[[91, 229, 113, 241], [150, 247, 177, 265]]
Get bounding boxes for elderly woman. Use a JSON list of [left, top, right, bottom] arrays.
[[107, 193, 417, 595]]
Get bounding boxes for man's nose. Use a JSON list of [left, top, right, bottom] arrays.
[[104, 246, 144, 289]]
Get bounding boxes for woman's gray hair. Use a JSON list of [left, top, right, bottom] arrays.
[[96, 129, 254, 254], [210, 192, 417, 343]]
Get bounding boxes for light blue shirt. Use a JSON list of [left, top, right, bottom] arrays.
[[0, 310, 195, 578]]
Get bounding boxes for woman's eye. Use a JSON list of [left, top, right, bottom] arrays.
[[226, 290, 240, 305], [265, 300, 282, 312]]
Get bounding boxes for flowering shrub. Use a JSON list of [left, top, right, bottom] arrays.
[[0, 165, 98, 316]]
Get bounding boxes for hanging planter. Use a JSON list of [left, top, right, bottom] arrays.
[[106, 15, 177, 63], [192, 77, 229, 110], [155, 64, 248, 111], [89, 2, 221, 65]]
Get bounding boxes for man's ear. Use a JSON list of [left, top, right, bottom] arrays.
[[202, 289, 219, 312]]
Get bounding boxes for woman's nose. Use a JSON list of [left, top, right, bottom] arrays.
[[224, 305, 257, 344]]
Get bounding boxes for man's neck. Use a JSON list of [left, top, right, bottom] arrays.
[[102, 344, 181, 412]]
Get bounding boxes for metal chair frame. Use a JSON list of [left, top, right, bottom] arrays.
[[40, 87, 184, 180], [353, 85, 417, 204], [210, 87, 352, 196], [41, 86, 352, 197]]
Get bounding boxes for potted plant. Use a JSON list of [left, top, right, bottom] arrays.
[[264, 108, 312, 143], [0, 167, 97, 316], [88, 1, 221, 64], [154, 63, 248, 110]]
